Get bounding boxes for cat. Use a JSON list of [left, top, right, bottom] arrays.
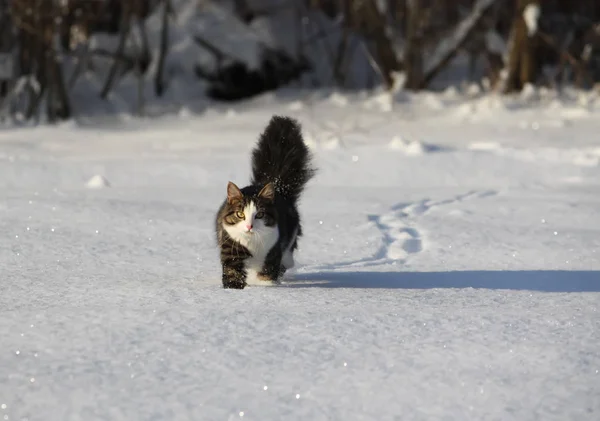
[[215, 115, 316, 289]]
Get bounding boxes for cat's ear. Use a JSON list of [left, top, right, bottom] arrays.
[[258, 183, 275, 201], [227, 182, 243, 203]]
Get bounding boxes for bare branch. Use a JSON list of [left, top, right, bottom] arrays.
[[423, 0, 499, 88]]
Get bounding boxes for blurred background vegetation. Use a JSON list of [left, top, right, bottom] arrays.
[[0, 0, 599, 123]]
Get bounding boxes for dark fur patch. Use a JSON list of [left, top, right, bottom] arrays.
[[250, 116, 316, 202]]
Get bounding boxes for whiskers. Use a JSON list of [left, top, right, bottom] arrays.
[[251, 229, 266, 251]]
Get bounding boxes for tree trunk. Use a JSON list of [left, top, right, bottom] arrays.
[[100, 4, 131, 99], [404, 0, 424, 90], [154, 0, 170, 96], [503, 0, 541, 92], [47, 51, 71, 121]]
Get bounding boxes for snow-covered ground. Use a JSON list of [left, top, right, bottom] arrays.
[[1, 88, 599, 420]]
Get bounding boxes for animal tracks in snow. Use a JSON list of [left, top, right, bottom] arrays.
[[367, 214, 422, 262], [375, 190, 497, 263], [391, 190, 497, 218], [324, 190, 497, 270]]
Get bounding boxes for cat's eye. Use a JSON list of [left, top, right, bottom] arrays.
[[235, 211, 245, 219], [255, 211, 264, 219]]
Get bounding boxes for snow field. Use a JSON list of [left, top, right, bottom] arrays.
[[1, 89, 599, 420]]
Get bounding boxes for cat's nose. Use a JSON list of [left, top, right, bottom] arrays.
[[245, 224, 253, 231]]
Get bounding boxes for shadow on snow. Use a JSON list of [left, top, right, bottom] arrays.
[[289, 270, 600, 292]]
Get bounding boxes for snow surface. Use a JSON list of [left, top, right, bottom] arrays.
[[1, 88, 600, 420]]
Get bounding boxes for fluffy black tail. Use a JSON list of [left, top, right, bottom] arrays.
[[251, 115, 315, 203]]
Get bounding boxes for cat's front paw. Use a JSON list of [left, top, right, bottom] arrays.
[[257, 272, 281, 285], [223, 279, 246, 289]]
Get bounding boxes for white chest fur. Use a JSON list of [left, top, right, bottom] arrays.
[[223, 201, 279, 285], [242, 230, 279, 285]]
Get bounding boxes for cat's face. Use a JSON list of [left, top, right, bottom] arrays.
[[222, 181, 277, 243]]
